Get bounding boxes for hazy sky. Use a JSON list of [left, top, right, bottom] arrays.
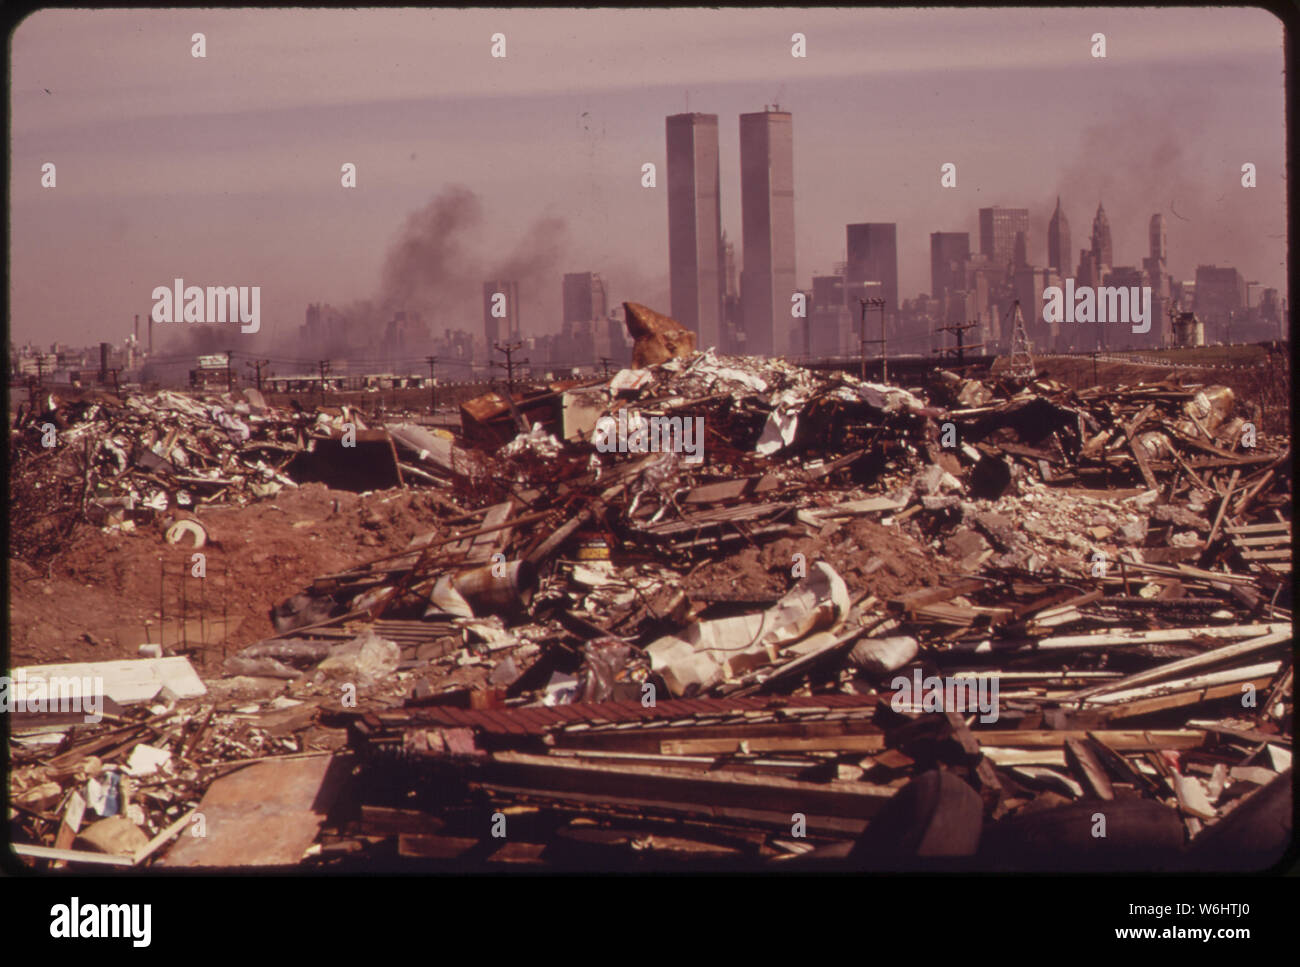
[[9, 7, 1287, 355]]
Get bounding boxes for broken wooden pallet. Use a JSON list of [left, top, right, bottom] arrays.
[[1225, 520, 1291, 577]]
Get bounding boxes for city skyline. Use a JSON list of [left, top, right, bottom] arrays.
[[10, 7, 1286, 352]]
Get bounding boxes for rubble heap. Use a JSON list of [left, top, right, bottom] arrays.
[[9, 307, 1292, 871]]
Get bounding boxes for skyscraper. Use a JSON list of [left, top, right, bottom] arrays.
[[931, 232, 969, 300], [1143, 213, 1170, 346], [846, 223, 899, 314], [1194, 264, 1245, 341], [1090, 202, 1113, 271], [1149, 212, 1167, 269], [666, 113, 724, 349], [740, 107, 795, 356], [483, 280, 520, 347], [562, 272, 607, 327], [1047, 197, 1071, 274], [978, 207, 1029, 272]]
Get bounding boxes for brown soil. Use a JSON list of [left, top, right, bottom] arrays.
[[7, 483, 447, 671]]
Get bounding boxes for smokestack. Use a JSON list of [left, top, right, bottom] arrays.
[[99, 342, 109, 381], [147, 311, 153, 355], [134, 314, 139, 345]]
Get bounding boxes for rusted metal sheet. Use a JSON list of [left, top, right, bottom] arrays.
[[158, 755, 343, 867]]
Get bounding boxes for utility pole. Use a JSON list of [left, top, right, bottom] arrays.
[[858, 297, 887, 383], [225, 350, 234, 391], [492, 341, 528, 391], [934, 318, 984, 367], [425, 355, 438, 413], [246, 359, 269, 392]]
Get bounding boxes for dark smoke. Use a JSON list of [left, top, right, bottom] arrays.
[[377, 185, 485, 320], [1038, 95, 1282, 284], [291, 185, 572, 361], [161, 185, 574, 372]]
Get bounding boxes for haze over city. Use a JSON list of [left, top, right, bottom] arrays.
[[10, 7, 1286, 363]]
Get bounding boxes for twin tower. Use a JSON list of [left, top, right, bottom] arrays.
[[666, 109, 794, 357]]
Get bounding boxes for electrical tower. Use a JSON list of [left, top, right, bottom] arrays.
[[857, 297, 887, 383], [1005, 300, 1036, 379]]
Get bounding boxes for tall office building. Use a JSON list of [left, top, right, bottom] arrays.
[[721, 231, 741, 353], [722, 231, 737, 299], [978, 207, 1029, 272], [666, 113, 724, 349], [1090, 202, 1114, 271], [1194, 264, 1245, 341], [562, 272, 607, 327], [740, 107, 795, 356], [846, 223, 899, 316], [1149, 213, 1167, 269], [1047, 197, 1071, 275], [1142, 213, 1170, 346], [482, 280, 520, 347], [930, 232, 970, 300]]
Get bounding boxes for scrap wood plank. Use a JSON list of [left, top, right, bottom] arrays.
[[1183, 721, 1291, 748], [397, 834, 483, 860], [981, 747, 1067, 766], [683, 475, 781, 504], [1224, 521, 1292, 535], [473, 783, 868, 838], [1230, 469, 1276, 516], [806, 495, 908, 518], [944, 709, 1004, 807], [973, 729, 1205, 750], [1127, 436, 1160, 490], [525, 483, 626, 566], [1029, 622, 1287, 652], [1086, 733, 1161, 794], [659, 733, 885, 755], [11, 844, 136, 867], [50, 791, 86, 869], [889, 578, 984, 615], [356, 805, 447, 836], [478, 750, 895, 820], [1063, 628, 1291, 702], [1092, 676, 1277, 722], [1064, 737, 1114, 799], [1204, 468, 1242, 547], [1232, 534, 1291, 547], [1123, 403, 1158, 440], [1011, 588, 1102, 624], [462, 501, 514, 564], [551, 717, 880, 754], [133, 808, 199, 865]]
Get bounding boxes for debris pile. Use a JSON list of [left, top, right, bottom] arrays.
[[7, 388, 490, 562], [8, 303, 1291, 870]]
